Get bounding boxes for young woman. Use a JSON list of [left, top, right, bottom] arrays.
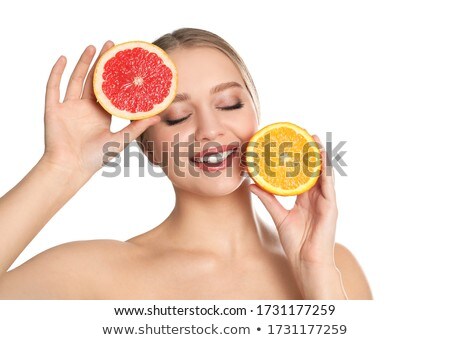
[[0, 28, 372, 299]]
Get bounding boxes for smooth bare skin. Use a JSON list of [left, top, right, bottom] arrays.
[[0, 42, 372, 299]]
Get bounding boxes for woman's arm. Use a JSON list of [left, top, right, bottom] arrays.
[[0, 157, 86, 275], [0, 41, 160, 286]]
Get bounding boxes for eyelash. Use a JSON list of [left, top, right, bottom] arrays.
[[165, 102, 244, 126]]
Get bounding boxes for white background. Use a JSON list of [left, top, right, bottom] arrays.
[[0, 0, 449, 338]]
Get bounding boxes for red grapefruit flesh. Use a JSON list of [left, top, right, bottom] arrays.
[[93, 41, 177, 120]]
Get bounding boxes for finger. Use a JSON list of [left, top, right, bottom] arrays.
[[248, 184, 288, 228], [311, 135, 335, 199], [311, 134, 325, 180], [111, 115, 161, 151], [311, 134, 325, 177], [82, 40, 114, 100], [320, 149, 336, 199], [63, 45, 96, 101], [45, 56, 67, 107], [312, 134, 324, 150], [312, 135, 323, 150]]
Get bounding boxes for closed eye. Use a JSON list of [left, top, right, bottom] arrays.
[[217, 102, 244, 111], [165, 113, 192, 126], [165, 102, 243, 126]]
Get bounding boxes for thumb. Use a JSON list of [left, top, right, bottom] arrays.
[[249, 184, 288, 228], [112, 115, 161, 151]]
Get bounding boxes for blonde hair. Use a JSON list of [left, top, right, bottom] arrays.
[[152, 27, 260, 116]]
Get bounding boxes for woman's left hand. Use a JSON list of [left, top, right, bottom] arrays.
[[249, 135, 347, 299]]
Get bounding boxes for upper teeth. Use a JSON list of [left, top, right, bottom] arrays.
[[195, 150, 235, 163]]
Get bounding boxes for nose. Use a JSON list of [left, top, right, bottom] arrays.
[[194, 110, 225, 142]]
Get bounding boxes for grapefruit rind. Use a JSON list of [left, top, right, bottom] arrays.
[[93, 41, 178, 120], [246, 122, 322, 196]]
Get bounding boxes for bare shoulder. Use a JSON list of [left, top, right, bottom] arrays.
[[0, 239, 135, 299], [334, 243, 373, 300]]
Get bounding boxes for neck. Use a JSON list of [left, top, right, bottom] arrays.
[[163, 179, 269, 257]]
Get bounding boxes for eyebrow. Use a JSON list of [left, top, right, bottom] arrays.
[[171, 81, 243, 104]]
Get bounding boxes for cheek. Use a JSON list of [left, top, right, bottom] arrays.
[[228, 109, 259, 141], [150, 129, 193, 163], [143, 128, 167, 162]]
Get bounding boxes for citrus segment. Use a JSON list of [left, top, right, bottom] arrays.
[[246, 122, 322, 196]]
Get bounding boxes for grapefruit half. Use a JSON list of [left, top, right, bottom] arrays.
[[93, 41, 177, 120]]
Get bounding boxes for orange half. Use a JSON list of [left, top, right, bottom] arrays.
[[246, 122, 322, 196]]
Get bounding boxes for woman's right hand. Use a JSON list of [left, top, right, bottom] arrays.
[[41, 41, 161, 181]]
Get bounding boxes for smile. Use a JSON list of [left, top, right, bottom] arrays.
[[194, 149, 236, 164], [189, 145, 239, 171]]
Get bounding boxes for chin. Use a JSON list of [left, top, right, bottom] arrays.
[[173, 169, 246, 197]]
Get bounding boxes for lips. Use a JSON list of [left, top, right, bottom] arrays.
[[190, 144, 239, 162]]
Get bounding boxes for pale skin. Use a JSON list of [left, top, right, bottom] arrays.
[[0, 41, 372, 299]]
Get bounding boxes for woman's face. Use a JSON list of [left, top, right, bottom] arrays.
[[143, 47, 259, 196]]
